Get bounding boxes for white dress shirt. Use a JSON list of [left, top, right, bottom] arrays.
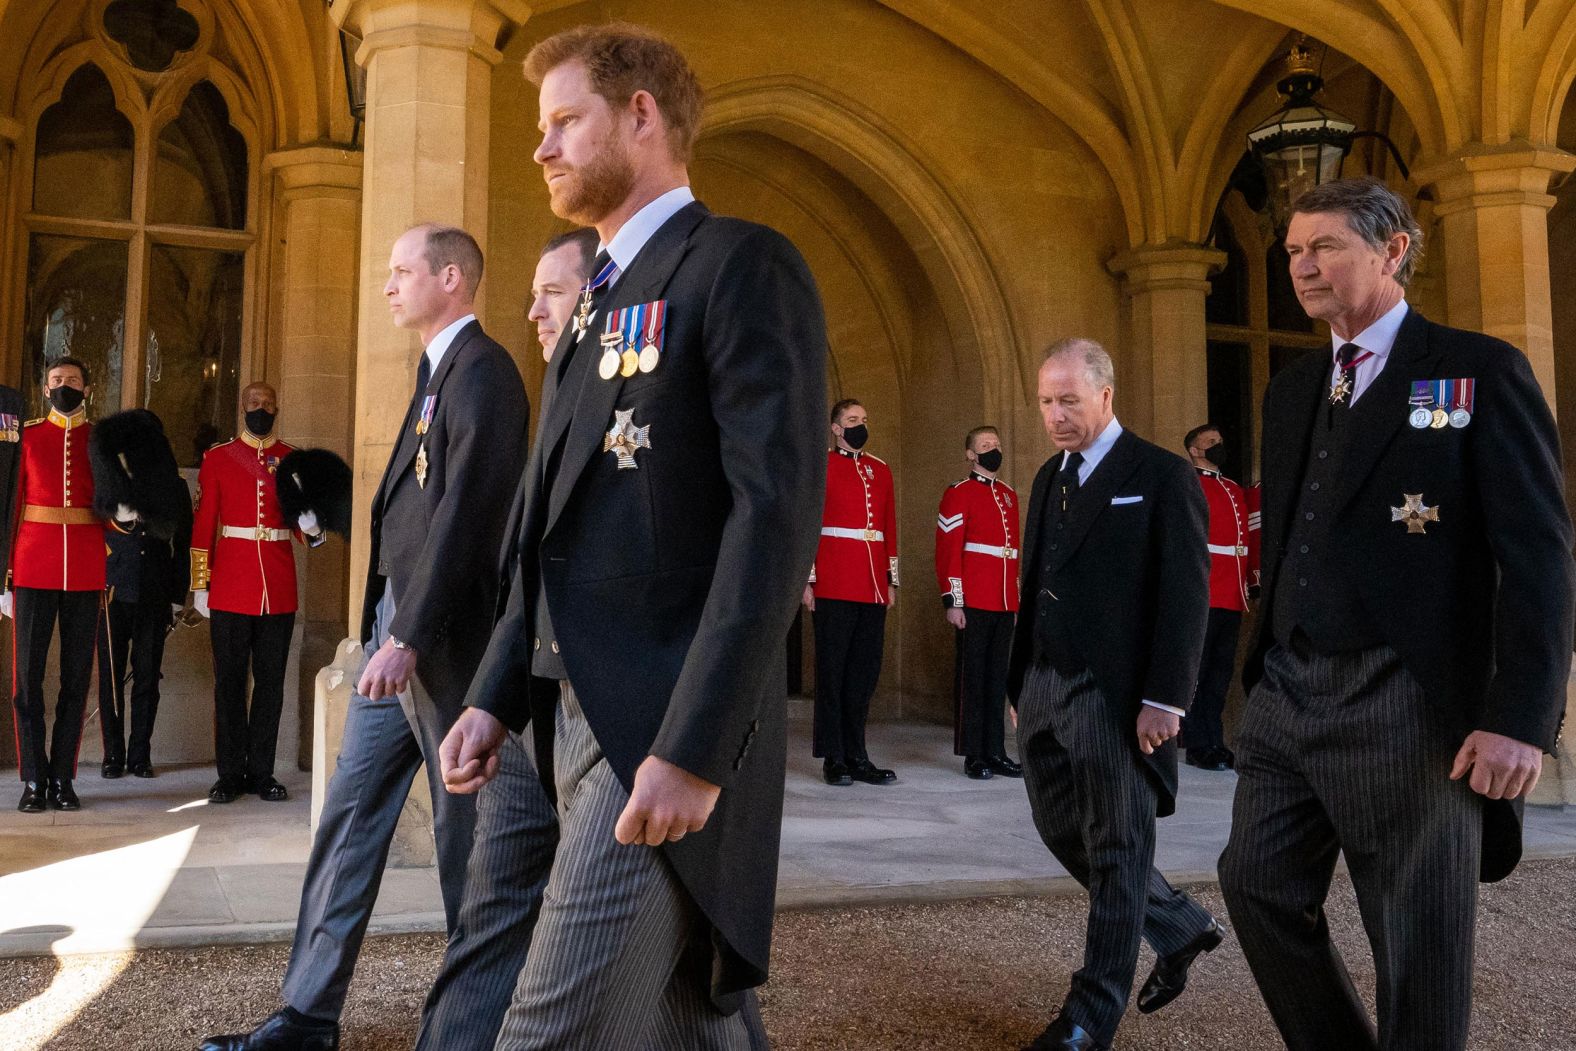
[[424, 312, 477, 376], [1331, 299, 1408, 406], [602, 185, 697, 283]]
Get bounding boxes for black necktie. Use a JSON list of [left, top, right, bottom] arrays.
[[1056, 451, 1084, 513], [415, 352, 431, 398], [560, 250, 615, 370], [1330, 342, 1362, 409]]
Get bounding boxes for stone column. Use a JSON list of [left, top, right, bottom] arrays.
[[332, 0, 526, 630], [1106, 242, 1226, 447], [265, 146, 364, 768], [1415, 143, 1576, 410]]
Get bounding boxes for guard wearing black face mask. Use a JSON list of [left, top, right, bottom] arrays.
[[190, 383, 325, 804], [1181, 423, 1259, 771], [935, 426, 1022, 779], [4, 357, 111, 813]]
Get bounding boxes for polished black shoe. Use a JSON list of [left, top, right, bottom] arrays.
[[821, 759, 852, 786], [48, 778, 80, 811], [208, 779, 242, 804], [1137, 916, 1226, 1014], [1023, 1016, 1107, 1050], [101, 758, 125, 779], [1184, 748, 1228, 772], [1217, 746, 1236, 770], [128, 761, 156, 779], [848, 757, 896, 784], [986, 753, 1023, 778], [200, 1008, 340, 1050], [18, 781, 46, 814], [964, 756, 993, 780], [255, 777, 289, 802]]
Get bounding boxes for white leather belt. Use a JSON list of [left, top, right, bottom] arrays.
[[1207, 543, 1249, 557], [821, 526, 884, 542], [223, 525, 291, 542], [964, 542, 1019, 559]]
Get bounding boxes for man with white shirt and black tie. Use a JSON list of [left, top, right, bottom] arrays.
[[202, 224, 528, 1051], [1007, 338, 1224, 1051]]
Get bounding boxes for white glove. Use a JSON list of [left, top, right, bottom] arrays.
[[297, 510, 322, 537], [194, 590, 210, 619], [0, 591, 11, 619], [115, 503, 139, 523]]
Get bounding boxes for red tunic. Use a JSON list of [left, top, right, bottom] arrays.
[[1198, 467, 1260, 612], [191, 434, 301, 616], [935, 472, 1021, 612], [8, 410, 107, 591], [810, 448, 898, 605]]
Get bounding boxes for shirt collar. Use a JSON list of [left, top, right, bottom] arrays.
[[1331, 298, 1408, 364], [425, 313, 477, 374], [241, 429, 278, 451], [603, 186, 696, 275], [1076, 416, 1123, 472], [834, 446, 861, 460], [46, 407, 87, 430]]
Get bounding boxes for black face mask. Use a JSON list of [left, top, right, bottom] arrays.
[[48, 386, 84, 414], [245, 409, 277, 436], [841, 424, 869, 450], [1202, 444, 1226, 468], [975, 449, 1004, 473]]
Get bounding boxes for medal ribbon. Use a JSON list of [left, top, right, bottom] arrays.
[[1455, 377, 1474, 414], [623, 302, 642, 351], [644, 299, 666, 350], [1409, 380, 1431, 408]]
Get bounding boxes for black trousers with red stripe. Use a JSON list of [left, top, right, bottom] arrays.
[[11, 588, 99, 782], [953, 607, 1015, 758], [210, 610, 295, 786], [811, 597, 886, 762]]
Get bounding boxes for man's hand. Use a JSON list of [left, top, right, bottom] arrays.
[[802, 584, 815, 612], [614, 755, 722, 847], [297, 510, 323, 537], [886, 589, 897, 607], [193, 590, 210, 618], [945, 606, 967, 630], [358, 638, 418, 701], [114, 503, 139, 524], [1137, 707, 1180, 755], [0, 591, 11, 619], [439, 707, 507, 794], [1450, 730, 1543, 800]]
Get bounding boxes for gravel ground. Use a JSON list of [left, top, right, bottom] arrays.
[[6, 857, 1575, 1050]]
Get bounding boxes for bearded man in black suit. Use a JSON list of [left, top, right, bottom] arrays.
[[439, 22, 826, 1050], [1219, 177, 1574, 1051]]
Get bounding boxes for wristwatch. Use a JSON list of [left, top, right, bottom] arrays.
[[389, 636, 413, 652]]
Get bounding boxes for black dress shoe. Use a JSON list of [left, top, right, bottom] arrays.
[[101, 758, 125, 779], [18, 781, 46, 814], [821, 759, 852, 786], [1184, 748, 1228, 772], [848, 757, 896, 784], [208, 779, 242, 804], [1217, 746, 1236, 770], [48, 778, 80, 811], [1137, 916, 1226, 1014], [200, 1008, 340, 1050], [1023, 1015, 1107, 1050], [128, 761, 156, 778], [987, 754, 1023, 777], [255, 777, 289, 802], [964, 756, 993, 780]]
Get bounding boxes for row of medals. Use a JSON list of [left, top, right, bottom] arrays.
[[599, 330, 659, 379], [1410, 404, 1469, 430]]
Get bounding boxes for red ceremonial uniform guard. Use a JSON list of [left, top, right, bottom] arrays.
[[1181, 425, 1260, 769], [7, 358, 108, 813], [935, 425, 1023, 778], [191, 383, 323, 802], [806, 400, 900, 785]]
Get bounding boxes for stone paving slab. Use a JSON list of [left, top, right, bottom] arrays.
[[1, 717, 1572, 957]]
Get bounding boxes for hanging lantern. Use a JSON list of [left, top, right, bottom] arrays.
[[1247, 38, 1357, 229]]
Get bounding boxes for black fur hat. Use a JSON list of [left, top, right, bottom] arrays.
[[275, 448, 353, 538], [90, 409, 189, 541]]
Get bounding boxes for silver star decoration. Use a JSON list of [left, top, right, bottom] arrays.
[[603, 408, 651, 470], [1390, 493, 1439, 535]]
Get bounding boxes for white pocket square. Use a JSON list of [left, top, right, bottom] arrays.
[[1110, 495, 1144, 505]]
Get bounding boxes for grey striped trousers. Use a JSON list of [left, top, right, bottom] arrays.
[[1019, 663, 1216, 1043], [493, 683, 764, 1051], [1219, 642, 1480, 1051]]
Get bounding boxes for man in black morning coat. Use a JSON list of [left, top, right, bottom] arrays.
[[439, 22, 825, 1050], [1218, 176, 1575, 1051], [1007, 338, 1224, 1051]]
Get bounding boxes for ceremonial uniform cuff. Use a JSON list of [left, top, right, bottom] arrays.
[[189, 549, 210, 590], [1142, 699, 1186, 717]]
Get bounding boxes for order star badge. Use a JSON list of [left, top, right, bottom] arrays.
[[603, 408, 651, 470], [1390, 493, 1439, 534]]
